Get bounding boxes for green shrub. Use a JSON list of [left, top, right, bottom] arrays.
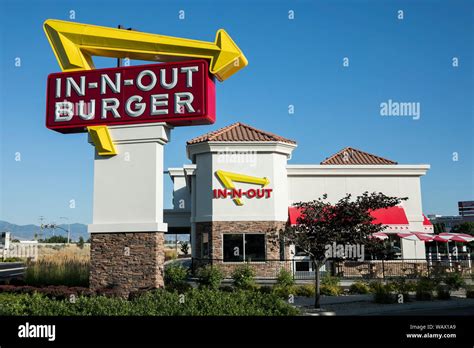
[[164, 264, 188, 291], [0, 257, 23, 262], [219, 285, 234, 292], [231, 264, 256, 290], [0, 289, 300, 316], [276, 268, 295, 287], [368, 280, 383, 293], [391, 278, 415, 301], [196, 265, 223, 290], [295, 284, 316, 297], [321, 274, 340, 287], [373, 283, 396, 304], [272, 285, 296, 299], [258, 286, 273, 294], [349, 281, 371, 294], [273, 284, 316, 298], [444, 273, 465, 291], [415, 277, 435, 301], [294, 284, 316, 297], [180, 242, 189, 255], [319, 274, 342, 295], [436, 285, 451, 300], [320, 284, 343, 296], [465, 286, 474, 298]]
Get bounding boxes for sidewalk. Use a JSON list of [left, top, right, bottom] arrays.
[[296, 294, 474, 316]]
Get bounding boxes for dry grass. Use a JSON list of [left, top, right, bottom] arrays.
[[164, 248, 178, 261], [25, 244, 90, 287], [37, 244, 90, 262]]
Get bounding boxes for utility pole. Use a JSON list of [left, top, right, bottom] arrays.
[[38, 216, 45, 241], [60, 217, 71, 243]]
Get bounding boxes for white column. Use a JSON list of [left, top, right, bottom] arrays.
[[88, 123, 172, 234]]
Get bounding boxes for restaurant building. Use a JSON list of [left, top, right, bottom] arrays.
[[164, 122, 432, 276]]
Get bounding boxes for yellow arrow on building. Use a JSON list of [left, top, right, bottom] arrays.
[[43, 19, 248, 82], [215, 170, 270, 205]]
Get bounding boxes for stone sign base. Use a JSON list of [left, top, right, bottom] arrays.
[[90, 232, 165, 296]]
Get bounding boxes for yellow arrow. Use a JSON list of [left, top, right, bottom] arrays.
[[43, 19, 248, 81], [87, 126, 117, 156], [215, 170, 270, 205]]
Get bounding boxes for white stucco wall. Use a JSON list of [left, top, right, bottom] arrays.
[[287, 165, 429, 232], [287, 165, 430, 259], [88, 123, 170, 233], [168, 168, 191, 212], [188, 141, 296, 223]]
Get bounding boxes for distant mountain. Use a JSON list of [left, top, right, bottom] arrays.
[[0, 221, 189, 242], [0, 221, 89, 242]]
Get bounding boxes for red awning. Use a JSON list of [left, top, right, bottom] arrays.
[[423, 215, 432, 226], [397, 232, 435, 241], [432, 233, 474, 243], [288, 206, 304, 225], [288, 205, 410, 227], [369, 206, 409, 225]]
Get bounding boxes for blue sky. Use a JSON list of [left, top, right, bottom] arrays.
[[0, 0, 472, 225]]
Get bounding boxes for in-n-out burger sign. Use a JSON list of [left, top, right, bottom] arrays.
[[213, 188, 273, 199], [46, 60, 215, 133], [213, 170, 272, 206]]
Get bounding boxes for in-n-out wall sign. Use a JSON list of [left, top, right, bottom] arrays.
[[44, 19, 248, 154], [214, 170, 272, 206]]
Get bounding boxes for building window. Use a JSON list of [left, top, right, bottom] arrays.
[[245, 234, 265, 261], [223, 234, 265, 262]]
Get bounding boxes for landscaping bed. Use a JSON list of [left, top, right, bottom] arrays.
[[0, 288, 299, 316]]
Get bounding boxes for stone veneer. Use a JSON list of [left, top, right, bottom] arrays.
[[194, 221, 291, 278], [90, 232, 165, 296]]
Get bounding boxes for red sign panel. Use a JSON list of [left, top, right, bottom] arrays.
[[46, 60, 215, 133]]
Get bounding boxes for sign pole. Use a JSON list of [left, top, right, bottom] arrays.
[[88, 123, 172, 296], [43, 19, 248, 296]]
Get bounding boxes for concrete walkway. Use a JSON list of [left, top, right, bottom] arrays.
[[296, 294, 474, 316]]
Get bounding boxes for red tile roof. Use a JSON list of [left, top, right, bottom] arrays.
[[320, 147, 397, 165], [187, 122, 297, 145]]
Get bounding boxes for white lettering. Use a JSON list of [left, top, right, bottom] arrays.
[[55, 101, 74, 121], [150, 94, 169, 115], [101, 98, 120, 119], [101, 73, 121, 94], [66, 76, 85, 97], [18, 322, 56, 342], [180, 66, 199, 87], [160, 68, 178, 89], [55, 78, 61, 98], [175, 92, 194, 113], [125, 95, 146, 117], [136, 70, 157, 91], [78, 100, 95, 120]]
